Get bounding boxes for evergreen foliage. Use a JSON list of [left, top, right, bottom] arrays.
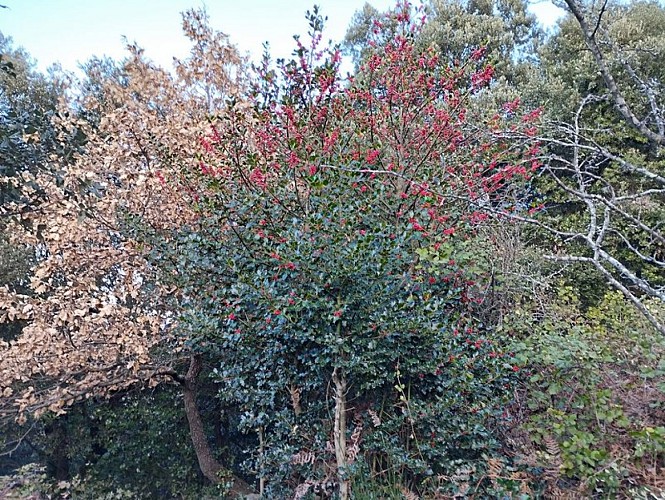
[[0, 1, 663, 498]]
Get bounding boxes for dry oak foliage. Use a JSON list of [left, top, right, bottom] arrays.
[[0, 9, 247, 425]]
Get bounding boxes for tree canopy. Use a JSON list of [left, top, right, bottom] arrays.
[[0, 2, 663, 498]]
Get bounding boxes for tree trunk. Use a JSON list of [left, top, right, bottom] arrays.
[[182, 354, 254, 497], [332, 367, 350, 500], [44, 417, 69, 481]]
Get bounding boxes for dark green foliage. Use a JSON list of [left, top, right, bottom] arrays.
[[141, 10, 536, 493], [0, 33, 64, 210], [78, 390, 204, 498], [511, 289, 665, 496], [1, 2, 664, 498], [2, 389, 215, 498]]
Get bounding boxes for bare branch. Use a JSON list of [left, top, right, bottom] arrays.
[[591, 0, 609, 40], [563, 0, 665, 147]]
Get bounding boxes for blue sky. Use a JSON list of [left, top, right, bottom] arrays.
[[1, 0, 564, 74]]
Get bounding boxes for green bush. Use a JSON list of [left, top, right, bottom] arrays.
[[512, 289, 665, 496]]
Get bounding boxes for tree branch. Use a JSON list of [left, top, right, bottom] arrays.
[[563, 0, 665, 146]]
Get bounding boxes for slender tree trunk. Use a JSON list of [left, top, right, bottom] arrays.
[[332, 366, 349, 500], [213, 397, 227, 454], [44, 418, 69, 481], [182, 354, 254, 497], [258, 426, 266, 496]]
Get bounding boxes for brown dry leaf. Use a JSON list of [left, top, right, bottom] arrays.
[[0, 9, 248, 423]]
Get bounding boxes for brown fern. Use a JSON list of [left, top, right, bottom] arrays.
[[293, 479, 316, 500], [542, 434, 565, 497], [346, 414, 364, 464], [291, 450, 316, 465], [368, 409, 381, 427], [518, 474, 533, 497], [289, 384, 302, 416], [486, 457, 502, 480], [400, 486, 419, 500], [544, 434, 562, 467]]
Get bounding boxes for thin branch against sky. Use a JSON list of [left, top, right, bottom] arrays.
[[1, 0, 391, 72], [1, 0, 563, 74]]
